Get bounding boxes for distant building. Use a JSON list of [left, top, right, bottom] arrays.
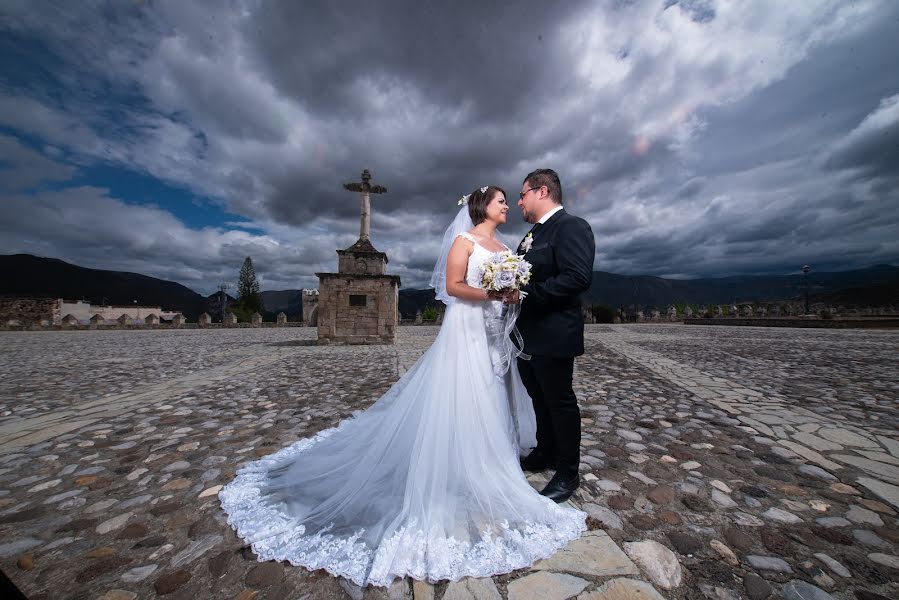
[[72, 302, 180, 324], [0, 299, 179, 326]]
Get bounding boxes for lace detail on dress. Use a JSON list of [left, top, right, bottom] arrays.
[[220, 417, 586, 587]]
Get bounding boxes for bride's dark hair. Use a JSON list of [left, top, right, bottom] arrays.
[[468, 185, 506, 225]]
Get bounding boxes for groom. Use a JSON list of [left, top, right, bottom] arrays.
[[513, 169, 595, 503]]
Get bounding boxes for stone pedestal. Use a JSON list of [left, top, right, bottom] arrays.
[[302, 289, 319, 327], [145, 313, 159, 326], [224, 312, 238, 326], [251, 312, 262, 327], [198, 313, 211, 327], [276, 312, 287, 326], [316, 238, 400, 345]]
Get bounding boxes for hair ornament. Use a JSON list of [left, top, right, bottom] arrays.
[[480, 186, 488, 193], [458, 194, 470, 206]]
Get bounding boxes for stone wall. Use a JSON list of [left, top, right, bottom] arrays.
[[0, 305, 306, 330], [317, 274, 399, 344], [621, 301, 898, 323], [684, 318, 899, 329], [88, 306, 179, 322], [2, 321, 307, 331], [0, 298, 61, 326]]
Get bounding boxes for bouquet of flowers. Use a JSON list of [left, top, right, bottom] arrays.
[[479, 251, 532, 294]]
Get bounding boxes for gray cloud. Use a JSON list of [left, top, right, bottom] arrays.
[[0, 0, 897, 294], [825, 94, 899, 178], [0, 133, 76, 191]]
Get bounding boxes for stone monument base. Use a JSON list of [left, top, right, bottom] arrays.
[[316, 272, 400, 345]]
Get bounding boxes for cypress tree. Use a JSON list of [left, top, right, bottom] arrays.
[[237, 256, 262, 313]]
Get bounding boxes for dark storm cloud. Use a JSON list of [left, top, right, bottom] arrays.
[[0, 0, 897, 293], [244, 2, 589, 120], [825, 95, 899, 179], [587, 1, 899, 278]]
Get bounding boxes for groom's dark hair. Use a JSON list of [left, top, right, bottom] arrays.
[[468, 185, 506, 225], [524, 169, 562, 205]]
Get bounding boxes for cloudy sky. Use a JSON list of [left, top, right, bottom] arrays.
[[1, 0, 897, 295]]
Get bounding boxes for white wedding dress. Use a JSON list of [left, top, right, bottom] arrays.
[[219, 232, 586, 587]]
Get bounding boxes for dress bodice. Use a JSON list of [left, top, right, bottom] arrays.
[[457, 232, 510, 375], [458, 232, 506, 289]]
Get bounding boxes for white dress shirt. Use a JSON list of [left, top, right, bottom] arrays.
[[537, 205, 564, 225]]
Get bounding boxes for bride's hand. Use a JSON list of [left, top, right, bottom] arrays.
[[502, 290, 521, 305]]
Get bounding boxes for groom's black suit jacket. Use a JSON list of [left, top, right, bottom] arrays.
[[516, 208, 595, 357]]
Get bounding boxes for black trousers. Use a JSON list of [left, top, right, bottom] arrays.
[[517, 355, 580, 477]]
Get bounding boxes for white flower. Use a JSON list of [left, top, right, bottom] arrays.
[[458, 194, 469, 206], [520, 232, 534, 253], [480, 186, 488, 193], [496, 270, 516, 288], [479, 252, 532, 293]]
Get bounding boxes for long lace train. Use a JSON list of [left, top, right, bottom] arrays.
[[220, 414, 586, 586]]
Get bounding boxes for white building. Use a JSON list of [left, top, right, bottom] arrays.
[[60, 301, 179, 324]]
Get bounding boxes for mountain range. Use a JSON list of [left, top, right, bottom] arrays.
[[1, 254, 210, 320], [1, 254, 896, 321], [584, 265, 899, 307]]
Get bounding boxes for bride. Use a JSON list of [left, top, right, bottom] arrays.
[[219, 185, 586, 587]]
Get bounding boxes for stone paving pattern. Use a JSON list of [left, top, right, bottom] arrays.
[[0, 324, 897, 600]]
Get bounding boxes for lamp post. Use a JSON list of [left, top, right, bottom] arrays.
[[802, 265, 811, 315]]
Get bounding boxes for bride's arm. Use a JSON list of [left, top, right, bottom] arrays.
[[445, 237, 491, 302]]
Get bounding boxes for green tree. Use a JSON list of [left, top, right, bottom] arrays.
[[237, 256, 262, 314]]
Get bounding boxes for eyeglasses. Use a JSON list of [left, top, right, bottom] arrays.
[[519, 186, 543, 200]]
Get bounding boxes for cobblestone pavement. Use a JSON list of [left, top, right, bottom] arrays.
[[1, 325, 897, 600]]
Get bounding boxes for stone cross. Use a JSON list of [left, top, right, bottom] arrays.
[[343, 169, 387, 241]]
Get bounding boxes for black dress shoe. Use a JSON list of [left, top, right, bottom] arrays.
[[540, 472, 579, 503], [520, 451, 553, 473]]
